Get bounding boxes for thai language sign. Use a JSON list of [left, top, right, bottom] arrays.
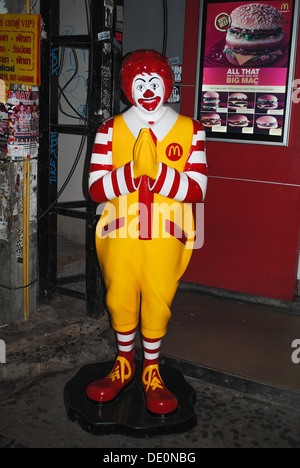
[[197, 0, 298, 145], [0, 14, 41, 86]]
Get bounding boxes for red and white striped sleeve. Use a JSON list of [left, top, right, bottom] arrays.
[[89, 118, 140, 203], [149, 119, 207, 203]]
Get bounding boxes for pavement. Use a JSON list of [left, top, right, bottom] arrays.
[[0, 293, 300, 449]]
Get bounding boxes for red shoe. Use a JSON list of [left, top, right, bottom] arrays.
[[86, 353, 135, 403], [142, 363, 178, 415]]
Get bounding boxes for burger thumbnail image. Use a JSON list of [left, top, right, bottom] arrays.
[[201, 113, 222, 128], [257, 94, 278, 110], [202, 91, 220, 111], [256, 115, 278, 129], [224, 3, 285, 67], [228, 114, 250, 127], [228, 92, 248, 110]]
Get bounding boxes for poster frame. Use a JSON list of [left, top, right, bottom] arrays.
[[194, 0, 300, 146]]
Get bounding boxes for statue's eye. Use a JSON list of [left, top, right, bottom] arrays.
[[136, 85, 144, 92]]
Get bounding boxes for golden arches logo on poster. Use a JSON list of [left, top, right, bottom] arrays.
[[0, 14, 41, 86], [281, 2, 290, 10]]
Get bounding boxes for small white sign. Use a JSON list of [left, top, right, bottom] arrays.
[[0, 339, 6, 363]]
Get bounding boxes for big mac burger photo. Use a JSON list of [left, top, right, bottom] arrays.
[[202, 91, 220, 111], [201, 113, 222, 128], [257, 94, 279, 110], [256, 115, 279, 129], [228, 114, 250, 128], [228, 92, 248, 110], [224, 3, 285, 67]]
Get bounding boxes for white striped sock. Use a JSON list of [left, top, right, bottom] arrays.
[[117, 330, 136, 353], [143, 338, 161, 361]]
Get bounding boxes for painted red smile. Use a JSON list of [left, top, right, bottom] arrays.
[[138, 97, 161, 112]]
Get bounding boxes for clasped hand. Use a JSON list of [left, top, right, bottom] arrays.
[[133, 129, 159, 180]]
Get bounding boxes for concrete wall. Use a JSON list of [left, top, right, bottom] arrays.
[[0, 0, 40, 323]]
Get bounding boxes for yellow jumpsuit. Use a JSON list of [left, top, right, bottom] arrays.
[[95, 113, 198, 339]]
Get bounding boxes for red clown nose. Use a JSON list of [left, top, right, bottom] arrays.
[[143, 89, 155, 98]]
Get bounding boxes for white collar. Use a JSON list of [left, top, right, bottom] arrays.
[[122, 105, 179, 142]]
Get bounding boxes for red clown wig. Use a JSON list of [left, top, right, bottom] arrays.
[[120, 49, 175, 105]]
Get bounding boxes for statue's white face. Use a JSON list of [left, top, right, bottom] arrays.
[[132, 73, 165, 115]]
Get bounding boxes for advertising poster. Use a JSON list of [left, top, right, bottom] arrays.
[[6, 87, 39, 159], [0, 79, 7, 153], [0, 103, 8, 152], [0, 14, 41, 86], [197, 0, 298, 145]]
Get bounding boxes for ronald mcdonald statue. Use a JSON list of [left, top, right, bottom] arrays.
[[87, 49, 207, 415]]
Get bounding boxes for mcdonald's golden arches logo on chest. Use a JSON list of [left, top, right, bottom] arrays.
[[165, 142, 183, 161]]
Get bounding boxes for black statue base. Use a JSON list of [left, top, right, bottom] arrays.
[[64, 359, 197, 437]]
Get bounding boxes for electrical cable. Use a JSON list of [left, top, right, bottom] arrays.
[[86, 0, 93, 122], [58, 48, 81, 119], [162, 0, 168, 56], [85, 0, 91, 36], [54, 0, 92, 124], [58, 48, 88, 121], [38, 134, 87, 220], [56, 136, 87, 197], [0, 279, 37, 291], [30, 0, 38, 13], [38, 1, 93, 221]]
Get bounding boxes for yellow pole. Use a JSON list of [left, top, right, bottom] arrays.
[[24, 2, 31, 319], [23, 157, 30, 320]]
